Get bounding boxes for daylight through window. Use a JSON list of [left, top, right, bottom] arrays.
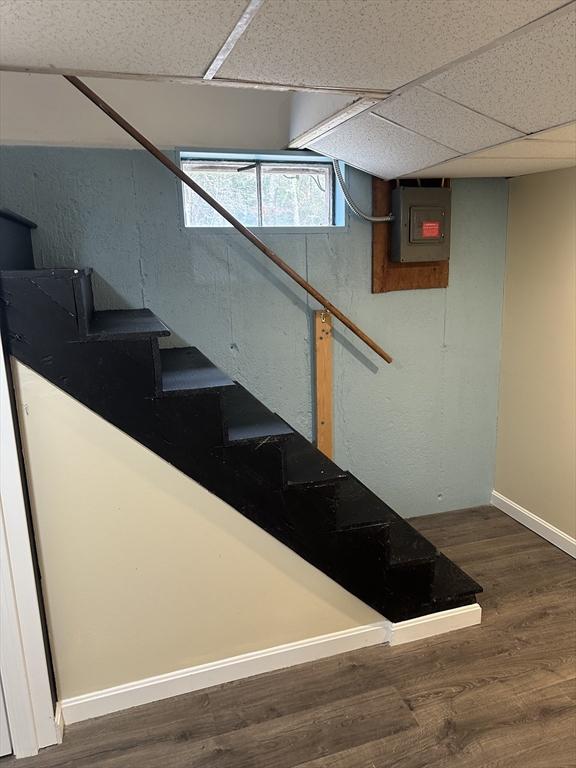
[[181, 159, 335, 228]]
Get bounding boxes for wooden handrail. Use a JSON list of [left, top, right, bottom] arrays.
[[64, 75, 393, 364]]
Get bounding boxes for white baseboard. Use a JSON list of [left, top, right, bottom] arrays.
[[60, 622, 388, 724], [491, 491, 576, 559], [54, 703, 64, 744], [60, 601, 482, 725], [384, 603, 482, 646]]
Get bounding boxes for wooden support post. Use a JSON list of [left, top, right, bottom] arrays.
[[314, 310, 333, 459]]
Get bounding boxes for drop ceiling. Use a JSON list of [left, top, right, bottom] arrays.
[[424, 6, 576, 133], [0, 0, 249, 77], [0, 0, 575, 178], [304, 3, 576, 178], [217, 0, 567, 91], [413, 124, 576, 178], [309, 113, 459, 179], [371, 87, 523, 154]]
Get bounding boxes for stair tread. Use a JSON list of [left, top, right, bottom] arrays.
[[284, 436, 347, 487], [224, 387, 293, 443], [87, 309, 170, 340], [160, 347, 234, 394]]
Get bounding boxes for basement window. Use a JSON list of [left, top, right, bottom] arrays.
[[180, 151, 344, 229]]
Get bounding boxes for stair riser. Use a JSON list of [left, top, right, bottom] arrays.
[[0, 270, 95, 340], [283, 484, 341, 534], [224, 437, 346, 495], [221, 385, 293, 446], [323, 524, 391, 592], [386, 561, 436, 600], [223, 440, 286, 489], [152, 340, 163, 395], [0, 275, 81, 343], [154, 394, 225, 460]]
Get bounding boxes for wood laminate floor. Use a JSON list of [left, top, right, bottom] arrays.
[[5, 506, 576, 767]]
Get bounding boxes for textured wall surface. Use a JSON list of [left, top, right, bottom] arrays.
[[0, 146, 508, 516]]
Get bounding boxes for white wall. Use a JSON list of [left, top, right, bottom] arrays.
[[495, 167, 576, 538], [13, 362, 380, 700], [0, 71, 291, 149]]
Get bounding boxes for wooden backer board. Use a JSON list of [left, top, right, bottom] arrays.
[[314, 310, 333, 459], [372, 178, 449, 293]]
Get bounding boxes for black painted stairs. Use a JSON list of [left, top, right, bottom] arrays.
[[0, 267, 482, 623]]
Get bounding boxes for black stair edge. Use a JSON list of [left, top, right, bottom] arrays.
[[338, 519, 391, 533], [159, 347, 235, 396], [227, 414, 294, 444], [0, 208, 37, 228], [0, 267, 93, 278], [223, 387, 293, 444], [85, 309, 171, 341]]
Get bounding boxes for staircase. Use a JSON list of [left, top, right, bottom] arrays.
[[0, 266, 481, 624]]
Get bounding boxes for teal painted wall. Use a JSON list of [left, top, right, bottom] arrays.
[[0, 146, 507, 516]]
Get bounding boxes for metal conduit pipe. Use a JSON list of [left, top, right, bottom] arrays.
[[332, 160, 394, 223]]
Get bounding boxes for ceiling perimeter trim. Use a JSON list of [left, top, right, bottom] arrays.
[[203, 0, 265, 81], [0, 65, 390, 98], [288, 98, 385, 150]]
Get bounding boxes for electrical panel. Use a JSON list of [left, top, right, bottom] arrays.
[[391, 187, 450, 263]]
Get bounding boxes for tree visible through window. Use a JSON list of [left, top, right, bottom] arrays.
[[181, 160, 334, 227]]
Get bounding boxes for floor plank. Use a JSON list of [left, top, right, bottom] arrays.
[[4, 506, 575, 767]]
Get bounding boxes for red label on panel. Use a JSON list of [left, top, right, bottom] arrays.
[[421, 220, 441, 238]]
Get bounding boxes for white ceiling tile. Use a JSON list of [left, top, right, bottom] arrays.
[[529, 123, 576, 142], [478, 140, 576, 159], [0, 0, 247, 77], [308, 112, 458, 180], [408, 157, 576, 178], [372, 86, 523, 153], [425, 5, 576, 133], [219, 0, 566, 91]]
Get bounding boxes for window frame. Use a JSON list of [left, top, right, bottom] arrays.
[[179, 149, 347, 234]]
